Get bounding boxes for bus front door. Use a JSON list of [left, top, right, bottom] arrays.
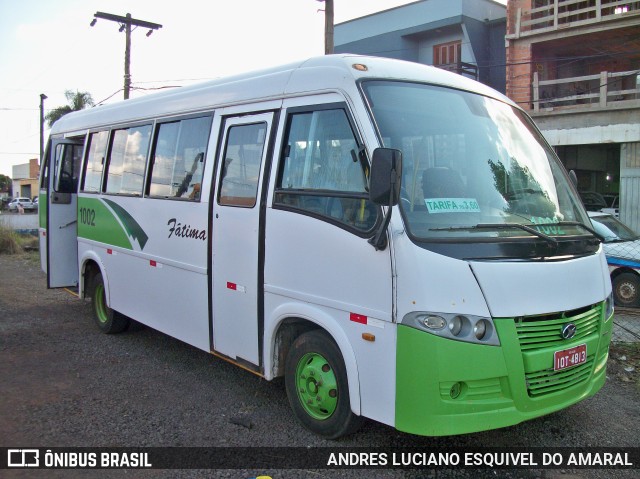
[[45, 138, 83, 288], [211, 112, 275, 366]]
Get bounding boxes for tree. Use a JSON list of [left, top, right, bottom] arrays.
[[0, 174, 12, 196], [45, 90, 94, 127]]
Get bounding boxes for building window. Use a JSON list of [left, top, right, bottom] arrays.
[[433, 41, 462, 70]]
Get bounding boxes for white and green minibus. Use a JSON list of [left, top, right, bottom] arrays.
[[40, 55, 613, 438]]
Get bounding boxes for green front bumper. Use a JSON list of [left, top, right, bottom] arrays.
[[395, 307, 612, 436]]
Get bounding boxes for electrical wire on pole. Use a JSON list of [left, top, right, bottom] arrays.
[[90, 12, 162, 100]]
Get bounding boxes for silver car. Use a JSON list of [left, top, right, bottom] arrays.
[[7, 197, 36, 212]]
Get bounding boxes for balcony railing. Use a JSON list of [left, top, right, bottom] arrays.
[[532, 69, 640, 112], [509, 0, 640, 38], [435, 61, 479, 81]]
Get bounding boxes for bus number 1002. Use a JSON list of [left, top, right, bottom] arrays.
[[79, 207, 96, 226]]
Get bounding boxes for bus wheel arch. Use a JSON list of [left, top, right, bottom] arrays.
[[268, 312, 363, 437], [81, 257, 129, 333], [284, 328, 364, 438]]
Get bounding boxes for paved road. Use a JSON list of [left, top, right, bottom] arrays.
[[1, 253, 638, 479]]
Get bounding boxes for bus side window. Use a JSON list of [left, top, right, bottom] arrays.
[[82, 131, 109, 193], [147, 115, 212, 200], [274, 107, 377, 233], [54, 143, 84, 193], [104, 125, 151, 196], [218, 123, 267, 208]]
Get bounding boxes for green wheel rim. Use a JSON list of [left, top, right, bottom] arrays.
[[94, 283, 109, 324], [295, 352, 338, 420]]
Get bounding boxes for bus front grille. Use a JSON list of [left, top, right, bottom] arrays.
[[525, 356, 595, 397], [514, 303, 602, 397], [514, 304, 601, 351]]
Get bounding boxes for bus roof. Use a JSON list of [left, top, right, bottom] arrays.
[[50, 54, 514, 135]]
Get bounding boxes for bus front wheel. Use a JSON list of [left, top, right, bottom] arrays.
[[284, 330, 363, 439], [91, 272, 129, 334]]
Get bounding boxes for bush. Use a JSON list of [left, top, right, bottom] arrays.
[[0, 224, 24, 255]]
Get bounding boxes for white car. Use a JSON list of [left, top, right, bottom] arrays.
[[7, 197, 37, 212], [589, 211, 640, 307]]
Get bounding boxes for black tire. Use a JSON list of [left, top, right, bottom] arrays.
[[90, 272, 129, 334], [612, 272, 640, 308], [285, 330, 364, 439]]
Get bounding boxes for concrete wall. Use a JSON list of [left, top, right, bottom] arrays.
[[0, 212, 39, 231], [620, 143, 640, 233]]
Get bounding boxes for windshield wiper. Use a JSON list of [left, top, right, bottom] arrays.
[[430, 221, 605, 244], [430, 223, 557, 246], [554, 221, 604, 242]]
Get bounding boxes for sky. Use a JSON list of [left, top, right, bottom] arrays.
[[0, 0, 505, 178]]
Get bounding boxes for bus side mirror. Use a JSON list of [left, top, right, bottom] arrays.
[[369, 148, 402, 206], [368, 148, 402, 251], [569, 169, 578, 187]]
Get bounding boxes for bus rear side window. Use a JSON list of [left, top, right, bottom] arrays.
[[105, 125, 151, 196], [82, 131, 109, 192], [148, 115, 212, 200]]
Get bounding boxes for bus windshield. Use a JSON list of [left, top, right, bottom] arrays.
[[361, 80, 590, 242]]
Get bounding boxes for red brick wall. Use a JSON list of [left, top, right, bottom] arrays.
[[506, 0, 534, 109], [29, 158, 39, 179]]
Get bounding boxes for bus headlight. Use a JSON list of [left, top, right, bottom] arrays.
[[604, 292, 614, 322], [403, 312, 500, 346], [449, 316, 464, 336], [474, 319, 488, 340], [423, 315, 446, 330]]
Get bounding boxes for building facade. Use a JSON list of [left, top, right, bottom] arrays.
[[334, 0, 507, 93], [12, 158, 40, 200], [505, 0, 640, 231]]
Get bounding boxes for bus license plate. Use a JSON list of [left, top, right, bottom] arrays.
[[554, 344, 587, 371]]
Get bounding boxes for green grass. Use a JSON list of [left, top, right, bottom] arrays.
[[0, 224, 39, 255], [0, 224, 23, 254]]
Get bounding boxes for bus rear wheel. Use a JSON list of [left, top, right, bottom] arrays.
[[285, 330, 363, 439], [91, 272, 129, 334]]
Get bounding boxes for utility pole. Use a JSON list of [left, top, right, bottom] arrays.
[[39, 94, 47, 164], [316, 0, 334, 54], [90, 12, 162, 100]]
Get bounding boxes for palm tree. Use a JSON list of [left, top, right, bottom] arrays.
[[45, 90, 94, 127]]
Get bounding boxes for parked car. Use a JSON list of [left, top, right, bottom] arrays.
[[589, 211, 640, 307], [7, 197, 36, 212], [600, 194, 619, 218], [579, 191, 607, 211]]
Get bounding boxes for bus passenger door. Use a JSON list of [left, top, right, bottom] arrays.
[[45, 138, 83, 288], [211, 112, 275, 365]]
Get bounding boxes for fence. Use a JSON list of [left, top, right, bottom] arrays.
[[613, 307, 640, 342], [533, 69, 640, 112], [510, 0, 640, 38]]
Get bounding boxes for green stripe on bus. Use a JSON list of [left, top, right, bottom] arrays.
[[102, 198, 149, 250], [77, 197, 134, 250]]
